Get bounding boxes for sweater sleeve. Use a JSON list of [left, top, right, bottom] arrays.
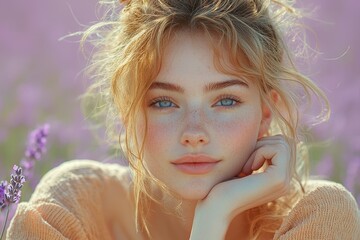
[[6, 202, 88, 240], [274, 180, 360, 240], [6, 160, 119, 240]]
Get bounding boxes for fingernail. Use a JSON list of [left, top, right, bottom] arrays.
[[239, 172, 247, 178]]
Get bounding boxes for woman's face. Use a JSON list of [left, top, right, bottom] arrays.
[[137, 30, 271, 200]]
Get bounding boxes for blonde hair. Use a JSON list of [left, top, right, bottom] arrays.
[[81, 0, 330, 238]]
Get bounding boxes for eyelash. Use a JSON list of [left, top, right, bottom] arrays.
[[213, 95, 242, 108], [149, 96, 177, 109], [149, 94, 242, 109]]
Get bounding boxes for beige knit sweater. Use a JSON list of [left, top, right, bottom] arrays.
[[6, 160, 360, 240]]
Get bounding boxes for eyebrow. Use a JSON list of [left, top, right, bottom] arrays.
[[206, 79, 249, 92], [148, 79, 249, 93]]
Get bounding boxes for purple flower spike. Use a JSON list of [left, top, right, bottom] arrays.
[[20, 158, 35, 169], [0, 166, 26, 239], [1, 125, 49, 238], [0, 166, 25, 209], [0, 181, 7, 209], [20, 124, 50, 179]]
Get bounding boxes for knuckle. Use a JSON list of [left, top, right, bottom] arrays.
[[276, 140, 290, 153], [278, 142, 287, 150]]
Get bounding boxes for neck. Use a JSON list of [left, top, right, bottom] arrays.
[[140, 181, 250, 240], [165, 196, 198, 233], [144, 181, 199, 239]]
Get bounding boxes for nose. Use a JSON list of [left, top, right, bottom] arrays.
[[181, 131, 209, 147], [180, 109, 209, 147]]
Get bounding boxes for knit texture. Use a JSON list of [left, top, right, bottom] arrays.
[[6, 160, 360, 239]]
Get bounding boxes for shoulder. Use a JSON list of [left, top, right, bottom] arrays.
[[38, 159, 130, 183], [298, 179, 359, 210], [30, 159, 132, 203], [274, 180, 360, 239], [7, 160, 134, 239]]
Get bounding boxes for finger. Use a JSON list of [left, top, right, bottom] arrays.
[[241, 135, 292, 175], [251, 146, 276, 171], [254, 137, 293, 173], [261, 143, 290, 176], [241, 150, 256, 175], [237, 172, 248, 178], [253, 135, 286, 151], [241, 137, 283, 175], [258, 134, 284, 141]]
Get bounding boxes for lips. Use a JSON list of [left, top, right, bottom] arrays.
[[171, 154, 221, 174]]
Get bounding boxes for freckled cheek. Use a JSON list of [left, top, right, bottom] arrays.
[[142, 117, 177, 155], [140, 117, 181, 177], [211, 115, 261, 162]]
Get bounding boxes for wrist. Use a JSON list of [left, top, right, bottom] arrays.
[[189, 201, 229, 240]]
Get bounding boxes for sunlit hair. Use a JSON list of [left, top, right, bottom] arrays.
[[81, 0, 330, 238]]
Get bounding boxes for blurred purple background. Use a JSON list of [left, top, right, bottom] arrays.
[[0, 0, 359, 204]]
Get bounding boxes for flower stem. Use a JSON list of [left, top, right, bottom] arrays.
[[0, 205, 10, 240]]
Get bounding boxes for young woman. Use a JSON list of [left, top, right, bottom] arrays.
[[7, 0, 360, 239]]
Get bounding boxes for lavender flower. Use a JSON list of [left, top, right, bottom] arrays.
[[0, 124, 49, 238], [0, 166, 25, 208], [0, 165, 25, 240], [20, 124, 50, 180], [0, 182, 6, 210]]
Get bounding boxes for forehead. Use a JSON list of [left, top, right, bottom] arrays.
[[154, 29, 251, 87], [160, 30, 214, 70]]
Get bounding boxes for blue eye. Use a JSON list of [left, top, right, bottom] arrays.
[[157, 100, 174, 108], [150, 97, 176, 108], [214, 96, 241, 107], [218, 99, 235, 106]]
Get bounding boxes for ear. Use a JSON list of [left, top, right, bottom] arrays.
[[258, 90, 279, 139]]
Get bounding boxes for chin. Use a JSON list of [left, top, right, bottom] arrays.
[[172, 181, 214, 201], [179, 191, 209, 201]]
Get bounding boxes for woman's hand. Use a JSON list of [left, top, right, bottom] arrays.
[[190, 135, 296, 239]]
